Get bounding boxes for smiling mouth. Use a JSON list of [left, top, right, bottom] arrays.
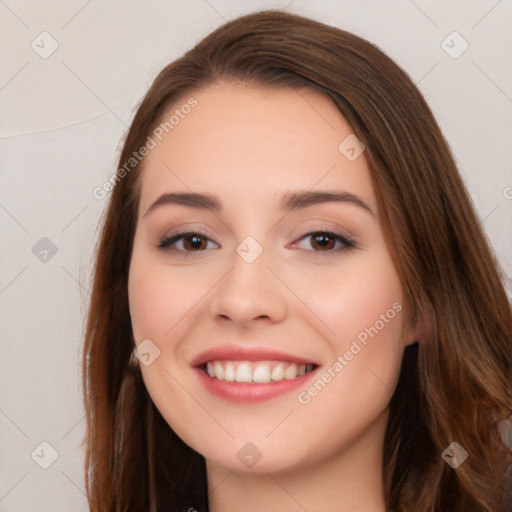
[[201, 360, 317, 383]]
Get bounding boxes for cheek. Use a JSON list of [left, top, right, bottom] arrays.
[[128, 254, 204, 344], [291, 249, 405, 415], [127, 253, 209, 434], [128, 267, 171, 342], [289, 248, 404, 352]]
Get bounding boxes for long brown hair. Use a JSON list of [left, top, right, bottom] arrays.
[[82, 10, 511, 511]]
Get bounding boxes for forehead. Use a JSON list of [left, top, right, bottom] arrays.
[[138, 83, 375, 212]]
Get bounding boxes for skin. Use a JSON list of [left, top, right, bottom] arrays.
[[128, 81, 417, 512]]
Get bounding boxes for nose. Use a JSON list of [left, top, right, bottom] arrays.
[[209, 248, 288, 329]]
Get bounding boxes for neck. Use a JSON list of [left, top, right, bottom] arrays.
[[206, 409, 388, 512]]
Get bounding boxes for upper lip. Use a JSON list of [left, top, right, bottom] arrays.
[[191, 344, 319, 367]]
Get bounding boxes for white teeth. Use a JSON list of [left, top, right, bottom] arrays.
[[235, 363, 252, 383], [224, 362, 235, 381], [204, 360, 315, 383], [284, 363, 298, 380], [253, 365, 271, 383], [271, 363, 284, 381], [213, 361, 224, 380]]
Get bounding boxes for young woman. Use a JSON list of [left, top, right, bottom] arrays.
[[82, 10, 511, 512]]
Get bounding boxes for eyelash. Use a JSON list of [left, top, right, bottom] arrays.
[[158, 229, 357, 256]]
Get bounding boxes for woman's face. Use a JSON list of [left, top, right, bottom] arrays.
[[128, 82, 415, 474]]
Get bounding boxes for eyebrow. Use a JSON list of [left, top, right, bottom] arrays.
[[142, 190, 376, 218]]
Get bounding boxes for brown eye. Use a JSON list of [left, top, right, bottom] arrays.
[[310, 233, 336, 251], [182, 234, 207, 251], [158, 231, 218, 252], [295, 231, 356, 253]]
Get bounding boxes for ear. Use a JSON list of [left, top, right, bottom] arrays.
[[403, 312, 421, 347]]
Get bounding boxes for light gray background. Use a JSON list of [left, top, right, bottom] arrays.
[[1, 1, 511, 510]]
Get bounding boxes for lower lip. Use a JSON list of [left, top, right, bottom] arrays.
[[194, 366, 318, 403]]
